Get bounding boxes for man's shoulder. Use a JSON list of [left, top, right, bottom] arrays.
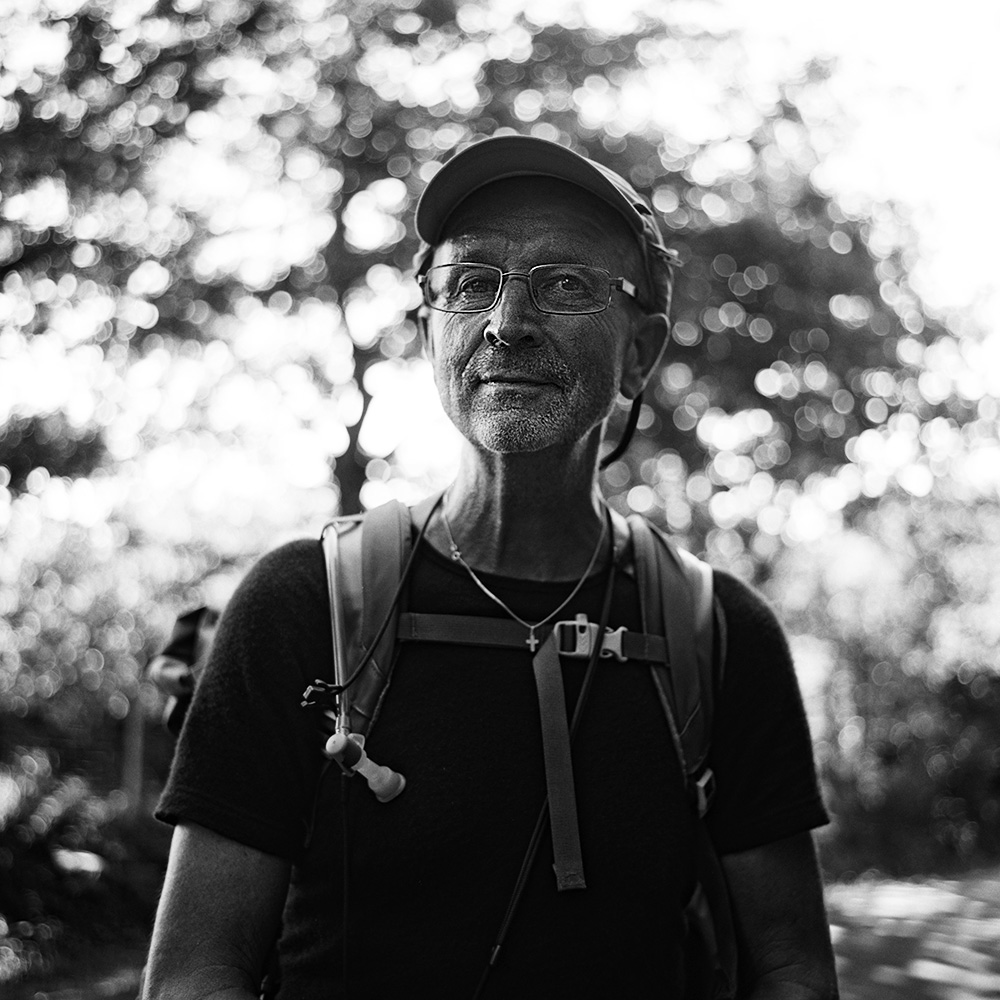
[[711, 569, 784, 635], [252, 535, 322, 576], [625, 522, 789, 656], [231, 536, 326, 610], [207, 537, 329, 665], [612, 515, 779, 619]]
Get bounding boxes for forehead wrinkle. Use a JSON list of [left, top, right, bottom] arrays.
[[435, 178, 645, 278], [436, 226, 633, 272], [436, 240, 606, 269]]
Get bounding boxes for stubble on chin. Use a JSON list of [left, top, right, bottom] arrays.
[[464, 396, 566, 454], [444, 346, 617, 455]]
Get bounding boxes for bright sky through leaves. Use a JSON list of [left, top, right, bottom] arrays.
[[1, 0, 997, 550], [720, 0, 1000, 335]]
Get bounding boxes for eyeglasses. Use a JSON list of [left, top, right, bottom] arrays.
[[419, 263, 641, 316]]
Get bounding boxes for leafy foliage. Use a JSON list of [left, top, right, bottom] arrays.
[[1, 0, 949, 515], [777, 490, 1000, 875], [0, 735, 159, 984]]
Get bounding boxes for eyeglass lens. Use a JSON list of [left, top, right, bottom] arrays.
[[424, 264, 611, 314]]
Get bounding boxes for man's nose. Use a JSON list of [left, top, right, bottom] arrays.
[[482, 273, 543, 348]]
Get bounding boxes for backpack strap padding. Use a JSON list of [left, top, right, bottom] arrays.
[[321, 522, 350, 709], [355, 499, 411, 736], [360, 500, 410, 651], [323, 501, 409, 737], [629, 516, 737, 998], [324, 494, 442, 738], [675, 545, 716, 775], [628, 516, 715, 778]]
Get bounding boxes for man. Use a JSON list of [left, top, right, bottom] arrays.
[[142, 135, 838, 999]]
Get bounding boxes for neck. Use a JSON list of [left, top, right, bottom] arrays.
[[427, 437, 610, 581]]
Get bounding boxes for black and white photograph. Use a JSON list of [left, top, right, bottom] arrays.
[[1, 1, 997, 998]]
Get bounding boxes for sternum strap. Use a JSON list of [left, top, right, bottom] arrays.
[[396, 612, 667, 663], [394, 609, 667, 895]]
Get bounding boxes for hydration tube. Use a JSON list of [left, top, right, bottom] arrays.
[[325, 731, 405, 803], [316, 495, 443, 799], [330, 495, 441, 702], [327, 499, 441, 1000]]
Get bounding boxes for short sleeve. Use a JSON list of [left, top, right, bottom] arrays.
[[155, 539, 333, 861], [704, 571, 828, 854]]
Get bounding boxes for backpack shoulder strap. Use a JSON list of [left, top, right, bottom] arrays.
[[321, 494, 443, 738], [324, 504, 723, 770], [321, 500, 410, 737], [627, 515, 718, 804], [629, 516, 738, 998]]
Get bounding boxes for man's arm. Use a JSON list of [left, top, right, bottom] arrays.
[[142, 822, 291, 1000], [722, 830, 839, 1000]]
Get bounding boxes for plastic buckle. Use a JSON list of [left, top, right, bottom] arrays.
[[693, 768, 716, 818], [554, 616, 628, 662], [555, 614, 599, 659], [599, 627, 627, 662]]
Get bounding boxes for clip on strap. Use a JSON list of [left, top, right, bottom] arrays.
[[531, 631, 586, 891], [554, 613, 667, 664], [555, 614, 627, 661], [693, 768, 716, 818]]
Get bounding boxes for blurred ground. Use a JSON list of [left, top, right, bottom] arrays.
[[5, 940, 146, 1000], [6, 870, 1000, 999], [828, 869, 1000, 1000]]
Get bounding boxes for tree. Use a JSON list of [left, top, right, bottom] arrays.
[[769, 430, 1000, 876], [2, 1, 946, 517]]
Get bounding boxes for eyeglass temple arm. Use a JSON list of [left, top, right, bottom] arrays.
[[614, 277, 639, 301]]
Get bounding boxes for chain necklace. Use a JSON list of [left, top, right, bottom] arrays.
[[440, 502, 608, 653]]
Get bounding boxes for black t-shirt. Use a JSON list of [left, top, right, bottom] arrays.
[[158, 532, 828, 999]]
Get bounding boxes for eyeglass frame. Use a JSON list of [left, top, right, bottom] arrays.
[[417, 262, 644, 316]]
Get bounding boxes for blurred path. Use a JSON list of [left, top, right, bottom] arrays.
[[828, 869, 1000, 999], [5, 942, 145, 1000]]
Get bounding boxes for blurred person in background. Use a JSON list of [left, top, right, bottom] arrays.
[[141, 135, 838, 1000]]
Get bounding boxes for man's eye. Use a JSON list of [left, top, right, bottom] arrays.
[[457, 276, 492, 294], [539, 270, 588, 295]]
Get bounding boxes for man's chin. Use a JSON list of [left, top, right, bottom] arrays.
[[465, 413, 563, 455]]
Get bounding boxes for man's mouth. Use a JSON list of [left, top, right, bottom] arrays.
[[479, 372, 556, 386]]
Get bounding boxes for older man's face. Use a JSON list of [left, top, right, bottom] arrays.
[[424, 177, 646, 459]]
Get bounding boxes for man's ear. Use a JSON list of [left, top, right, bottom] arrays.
[[620, 312, 669, 400]]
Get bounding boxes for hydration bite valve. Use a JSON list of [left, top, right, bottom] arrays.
[[324, 731, 406, 803]]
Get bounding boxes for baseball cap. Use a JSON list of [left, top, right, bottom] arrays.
[[414, 134, 674, 260]]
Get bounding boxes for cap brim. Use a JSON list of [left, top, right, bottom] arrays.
[[415, 135, 647, 244]]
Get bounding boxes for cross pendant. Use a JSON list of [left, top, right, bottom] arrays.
[[526, 630, 539, 652]]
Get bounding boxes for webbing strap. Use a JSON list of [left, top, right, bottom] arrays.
[[320, 524, 349, 706], [472, 520, 618, 999], [396, 612, 667, 663], [398, 613, 532, 648], [531, 632, 586, 891]]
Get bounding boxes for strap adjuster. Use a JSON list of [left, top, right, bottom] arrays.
[[301, 678, 340, 710], [693, 767, 716, 817], [554, 614, 628, 662]]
